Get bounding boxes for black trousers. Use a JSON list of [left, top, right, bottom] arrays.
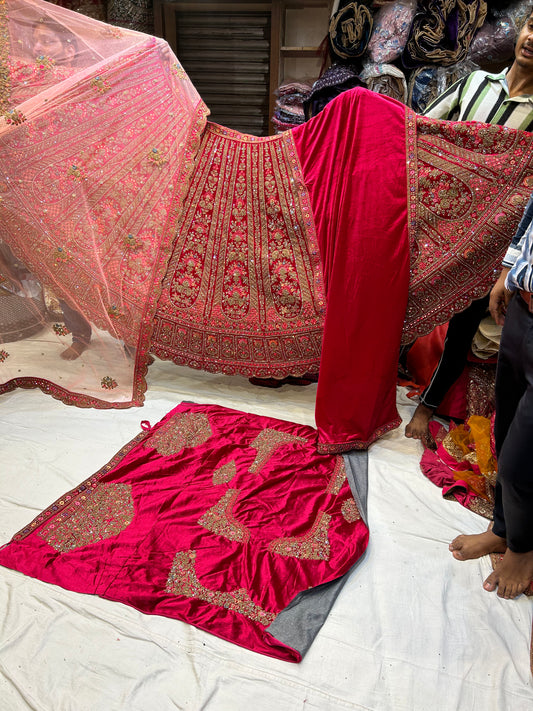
[[420, 295, 490, 410], [492, 294, 533, 552]]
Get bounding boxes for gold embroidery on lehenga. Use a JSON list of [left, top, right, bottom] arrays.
[[326, 456, 347, 495], [249, 428, 307, 475], [151, 125, 324, 377], [148, 412, 212, 456], [198, 489, 250, 543], [38, 483, 134, 552], [212, 460, 237, 486], [268, 511, 331, 560], [165, 550, 276, 625], [341, 498, 361, 524], [0, 0, 10, 113]]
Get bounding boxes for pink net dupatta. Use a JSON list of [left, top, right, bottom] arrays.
[[0, 0, 208, 406]]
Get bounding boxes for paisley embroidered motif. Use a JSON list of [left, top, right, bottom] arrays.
[[165, 549, 276, 625], [38, 483, 134, 552], [341, 498, 361, 523]]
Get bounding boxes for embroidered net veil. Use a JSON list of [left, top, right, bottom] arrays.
[[0, 0, 208, 406]]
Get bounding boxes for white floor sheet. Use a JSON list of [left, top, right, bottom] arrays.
[[1, 359, 532, 711]]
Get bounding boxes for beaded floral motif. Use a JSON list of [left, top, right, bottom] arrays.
[[212, 460, 237, 486], [148, 148, 168, 167], [198, 489, 250, 543], [53, 323, 70, 336], [101, 376, 118, 390], [172, 63, 188, 81], [326, 456, 347, 495], [101, 26, 125, 38], [123, 233, 142, 250], [91, 76, 111, 94], [165, 549, 276, 625], [268, 511, 331, 561], [107, 305, 124, 319], [147, 412, 212, 457], [249, 428, 307, 475], [341, 498, 361, 524], [35, 55, 55, 71], [53, 246, 71, 263], [0, 349, 9, 362], [3, 109, 25, 125], [67, 165, 83, 180], [38, 483, 134, 552]]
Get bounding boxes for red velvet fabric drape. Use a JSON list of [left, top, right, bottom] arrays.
[[292, 89, 412, 452]]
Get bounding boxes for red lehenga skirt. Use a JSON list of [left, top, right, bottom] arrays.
[[151, 88, 533, 452]]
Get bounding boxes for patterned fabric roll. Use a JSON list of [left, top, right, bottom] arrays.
[[329, 1, 373, 60], [402, 0, 488, 68]]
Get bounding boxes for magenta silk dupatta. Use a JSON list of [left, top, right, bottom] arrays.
[[0, 402, 369, 661]]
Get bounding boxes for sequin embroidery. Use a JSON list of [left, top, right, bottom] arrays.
[[165, 549, 276, 625], [249, 428, 307, 475], [198, 489, 250, 543], [268, 511, 331, 560], [38, 483, 134, 552], [148, 412, 212, 457]]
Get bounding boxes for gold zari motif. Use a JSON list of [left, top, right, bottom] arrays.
[[326, 456, 347, 495], [249, 428, 307, 475], [212, 460, 237, 485], [198, 489, 250, 543], [165, 549, 276, 625], [148, 412, 212, 456], [341, 498, 361, 524], [38, 483, 134, 552], [268, 511, 331, 561]]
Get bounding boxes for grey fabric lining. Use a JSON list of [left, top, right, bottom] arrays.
[[266, 450, 369, 658]]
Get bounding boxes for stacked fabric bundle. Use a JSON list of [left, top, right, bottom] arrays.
[[271, 81, 313, 133]]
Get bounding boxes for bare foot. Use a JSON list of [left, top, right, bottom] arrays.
[[405, 403, 436, 449], [449, 528, 507, 561], [483, 549, 533, 599], [60, 341, 88, 361]]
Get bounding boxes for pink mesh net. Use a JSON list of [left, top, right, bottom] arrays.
[[0, 0, 208, 406]]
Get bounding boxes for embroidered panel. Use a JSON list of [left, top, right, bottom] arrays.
[[341, 498, 361, 524], [198, 489, 251, 543], [38, 483, 134, 552], [147, 412, 212, 456], [152, 124, 325, 378], [212, 460, 237, 486], [326, 456, 347, 495], [165, 549, 276, 626], [268, 511, 331, 561], [249, 428, 307, 475], [404, 116, 533, 341]]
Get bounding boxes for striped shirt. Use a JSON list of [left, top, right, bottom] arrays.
[[504, 195, 533, 293], [424, 70, 533, 130]]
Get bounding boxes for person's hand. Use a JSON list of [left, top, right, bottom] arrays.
[[489, 267, 512, 326]]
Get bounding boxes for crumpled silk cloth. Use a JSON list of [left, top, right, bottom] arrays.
[[0, 402, 369, 662]]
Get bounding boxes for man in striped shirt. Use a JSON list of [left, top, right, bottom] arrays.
[[449, 195, 533, 599], [405, 8, 533, 447]]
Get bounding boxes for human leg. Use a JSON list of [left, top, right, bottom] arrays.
[[58, 299, 92, 360], [405, 295, 489, 445]]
